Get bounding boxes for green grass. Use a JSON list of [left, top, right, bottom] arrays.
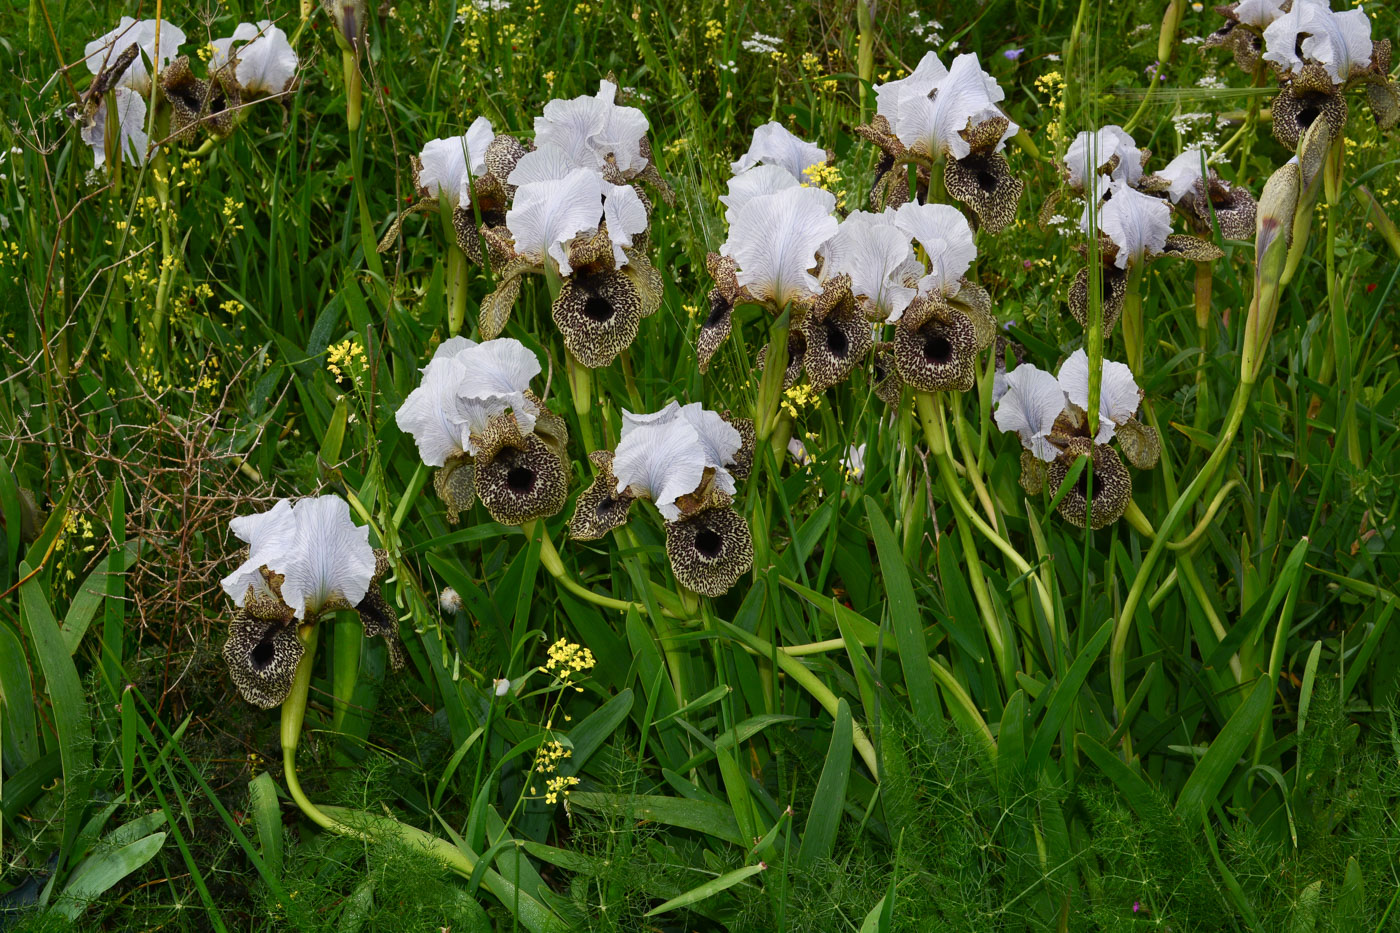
[[3, 0, 1400, 930]]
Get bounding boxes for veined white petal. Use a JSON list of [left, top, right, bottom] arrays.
[[893, 202, 977, 297], [1263, 0, 1371, 82], [211, 20, 297, 96], [82, 87, 149, 168], [719, 164, 800, 227], [620, 401, 682, 437], [505, 168, 607, 274], [85, 17, 185, 95], [507, 143, 587, 187], [893, 53, 1013, 160], [1234, 0, 1288, 29], [222, 499, 298, 604], [1090, 181, 1172, 269], [535, 79, 650, 174], [676, 403, 742, 495], [432, 336, 479, 362], [278, 496, 376, 619], [1158, 148, 1208, 203], [820, 210, 919, 321], [395, 356, 480, 466], [603, 184, 649, 268], [993, 364, 1066, 462], [1065, 125, 1143, 194], [874, 51, 948, 123], [1058, 349, 1142, 442], [730, 121, 827, 181], [454, 338, 542, 401], [721, 185, 838, 308], [420, 119, 496, 205], [612, 416, 709, 520], [841, 443, 867, 482]]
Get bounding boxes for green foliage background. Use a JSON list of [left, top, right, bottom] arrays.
[[2, 0, 1399, 930]]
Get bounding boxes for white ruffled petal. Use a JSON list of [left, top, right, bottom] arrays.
[[603, 184, 649, 268], [1058, 349, 1142, 442], [677, 403, 742, 495], [620, 401, 681, 437], [505, 168, 606, 274], [893, 53, 1012, 160], [432, 336, 479, 362], [278, 497, 376, 619], [1263, 0, 1371, 82], [994, 364, 1066, 462], [1234, 0, 1288, 29], [535, 79, 650, 175], [1089, 181, 1172, 269], [419, 136, 470, 204], [82, 88, 149, 168], [1158, 148, 1207, 203], [730, 121, 827, 181], [612, 416, 708, 520], [874, 52, 948, 123], [455, 338, 542, 400], [85, 17, 185, 95], [222, 499, 298, 604], [719, 164, 800, 226], [1065, 125, 1143, 195], [220, 20, 297, 96], [395, 357, 479, 466], [820, 209, 919, 321], [721, 186, 838, 308], [465, 116, 495, 177], [893, 202, 978, 297]]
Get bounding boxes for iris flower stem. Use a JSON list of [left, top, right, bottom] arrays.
[[856, 0, 874, 123], [564, 350, 598, 460], [1121, 261, 1147, 376], [526, 519, 646, 614], [950, 393, 999, 531], [1193, 261, 1215, 432], [342, 49, 362, 133], [446, 246, 470, 337], [281, 626, 358, 836], [915, 392, 1055, 624]]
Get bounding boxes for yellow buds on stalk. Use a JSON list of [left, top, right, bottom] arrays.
[[1242, 159, 1299, 384]]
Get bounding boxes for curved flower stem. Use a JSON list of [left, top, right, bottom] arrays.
[[445, 245, 470, 337], [950, 393, 999, 531], [281, 625, 362, 837], [527, 520, 646, 614]]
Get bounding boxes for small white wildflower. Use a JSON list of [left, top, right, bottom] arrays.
[[493, 677, 511, 697], [440, 587, 463, 613]]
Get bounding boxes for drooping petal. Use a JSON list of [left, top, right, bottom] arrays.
[[803, 275, 874, 391], [1048, 438, 1132, 529], [85, 17, 186, 95], [612, 415, 709, 520], [894, 53, 1013, 161], [505, 168, 607, 273], [1068, 262, 1129, 333], [81, 87, 149, 168], [211, 20, 298, 96], [535, 79, 650, 175], [552, 268, 645, 368], [993, 364, 1067, 462], [1057, 348, 1142, 442], [819, 210, 919, 322], [873, 52, 949, 123], [222, 610, 302, 708], [665, 506, 754, 597], [1157, 148, 1209, 203], [893, 202, 978, 298], [473, 427, 569, 525], [719, 164, 801, 226], [730, 121, 827, 180], [569, 451, 636, 540], [1088, 181, 1172, 269], [222, 499, 298, 604], [1263, 0, 1372, 83], [1065, 125, 1144, 193], [721, 186, 839, 308], [893, 304, 979, 392], [1234, 0, 1288, 29], [603, 184, 649, 267]]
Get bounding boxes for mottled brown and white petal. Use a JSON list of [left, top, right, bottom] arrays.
[[1047, 438, 1132, 530], [893, 305, 978, 393], [1068, 263, 1128, 334], [552, 268, 645, 368], [944, 151, 1023, 234], [1115, 417, 1161, 470], [569, 451, 635, 540], [473, 424, 569, 525], [433, 455, 477, 524], [665, 506, 754, 597], [223, 607, 302, 709]]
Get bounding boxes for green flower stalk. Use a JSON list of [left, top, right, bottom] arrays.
[[325, 0, 366, 132]]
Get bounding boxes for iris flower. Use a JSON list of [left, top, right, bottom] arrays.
[[84, 17, 186, 96], [80, 88, 149, 168], [570, 403, 754, 596], [730, 121, 829, 180], [856, 52, 1025, 232], [209, 20, 299, 98], [221, 496, 402, 708], [160, 55, 238, 142], [395, 337, 569, 525], [993, 350, 1159, 528], [1146, 148, 1258, 238], [408, 119, 528, 266]]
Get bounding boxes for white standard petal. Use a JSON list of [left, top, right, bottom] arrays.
[[893, 202, 977, 298], [216, 20, 298, 96], [395, 356, 478, 466], [676, 403, 742, 495], [431, 336, 479, 362], [719, 164, 800, 227], [279, 496, 376, 619], [1093, 181, 1172, 269], [893, 53, 1011, 160], [1234, 0, 1288, 29], [620, 400, 682, 437], [1157, 148, 1208, 203], [419, 135, 473, 205], [1058, 349, 1142, 442], [1065, 125, 1143, 195], [455, 338, 542, 400], [1264, 0, 1371, 82], [222, 499, 298, 604], [85, 18, 185, 95], [993, 364, 1066, 462], [507, 143, 586, 187], [603, 184, 649, 268], [505, 168, 607, 274], [820, 210, 919, 321], [874, 51, 948, 123], [535, 79, 650, 175], [82, 88, 149, 168], [721, 186, 838, 308], [465, 116, 495, 177], [729, 121, 827, 181], [612, 416, 709, 520]]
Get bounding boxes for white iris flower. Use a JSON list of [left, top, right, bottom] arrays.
[[1065, 125, 1144, 195], [890, 53, 1016, 161], [719, 185, 839, 309], [1156, 148, 1210, 203], [416, 117, 496, 206], [1233, 0, 1288, 29], [819, 209, 921, 322], [81, 88, 149, 168], [993, 364, 1068, 462], [1262, 0, 1372, 83], [730, 121, 827, 180], [533, 79, 650, 176], [85, 17, 186, 96], [1057, 349, 1143, 443], [893, 202, 978, 298], [613, 403, 741, 519], [1084, 181, 1173, 269], [719, 164, 801, 226], [209, 20, 299, 96]]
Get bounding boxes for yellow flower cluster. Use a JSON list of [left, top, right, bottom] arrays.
[[800, 162, 846, 210], [781, 382, 821, 419], [1034, 72, 1068, 146], [544, 775, 580, 805], [704, 19, 724, 41], [534, 739, 572, 773], [326, 337, 368, 387], [544, 638, 596, 688]]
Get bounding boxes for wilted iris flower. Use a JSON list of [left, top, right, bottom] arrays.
[[84, 17, 185, 96], [856, 52, 1025, 232], [570, 402, 754, 596], [994, 350, 1160, 528], [160, 55, 238, 141], [221, 496, 402, 708], [395, 337, 570, 525], [209, 20, 299, 98], [1143, 148, 1258, 238], [80, 88, 149, 167]]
